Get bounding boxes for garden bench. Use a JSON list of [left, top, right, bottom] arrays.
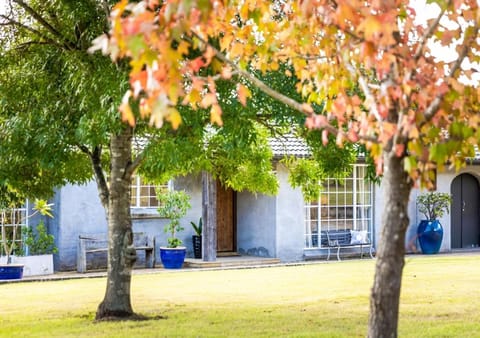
[[320, 229, 374, 261], [77, 232, 155, 273]]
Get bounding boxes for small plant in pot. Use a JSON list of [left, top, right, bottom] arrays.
[[22, 221, 58, 256], [416, 191, 451, 254], [157, 190, 191, 269], [190, 217, 202, 259]]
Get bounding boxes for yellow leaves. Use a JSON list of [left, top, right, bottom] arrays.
[[176, 40, 190, 56], [166, 108, 182, 129], [220, 33, 234, 51], [357, 11, 398, 46], [120, 90, 135, 127], [147, 94, 184, 129], [210, 104, 223, 126], [357, 16, 382, 42]]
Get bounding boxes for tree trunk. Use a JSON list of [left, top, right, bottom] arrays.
[[202, 171, 217, 262], [368, 150, 413, 337], [96, 127, 136, 319]]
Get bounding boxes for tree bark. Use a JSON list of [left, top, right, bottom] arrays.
[[90, 146, 109, 211], [368, 150, 413, 337], [96, 127, 136, 319], [202, 171, 217, 262]]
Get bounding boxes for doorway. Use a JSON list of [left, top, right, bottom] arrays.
[[216, 181, 236, 253], [451, 173, 480, 248]]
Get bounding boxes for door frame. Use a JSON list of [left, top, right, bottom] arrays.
[[216, 181, 237, 253], [451, 173, 480, 249]]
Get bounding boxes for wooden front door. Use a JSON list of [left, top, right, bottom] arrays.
[[451, 173, 480, 248], [216, 181, 236, 252]]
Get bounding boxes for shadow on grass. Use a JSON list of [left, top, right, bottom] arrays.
[[94, 313, 167, 322]]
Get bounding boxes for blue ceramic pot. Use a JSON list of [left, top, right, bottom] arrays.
[[160, 247, 186, 269], [0, 264, 24, 280], [417, 220, 443, 254]]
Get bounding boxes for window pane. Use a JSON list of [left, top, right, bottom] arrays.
[[130, 175, 170, 208]]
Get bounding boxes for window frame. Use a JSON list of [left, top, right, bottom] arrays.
[[130, 176, 173, 217], [304, 164, 373, 249], [0, 201, 29, 256]]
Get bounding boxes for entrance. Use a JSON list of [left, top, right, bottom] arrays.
[[451, 173, 480, 248], [216, 181, 236, 253]]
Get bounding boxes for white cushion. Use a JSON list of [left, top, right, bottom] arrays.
[[350, 230, 368, 244]]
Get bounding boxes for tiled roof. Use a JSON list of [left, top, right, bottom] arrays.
[[135, 134, 312, 158], [269, 135, 310, 158]]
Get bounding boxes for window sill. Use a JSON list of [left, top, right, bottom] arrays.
[[130, 208, 163, 220]]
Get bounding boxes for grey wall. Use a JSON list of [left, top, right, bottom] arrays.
[[52, 181, 107, 270], [373, 166, 480, 254], [274, 163, 305, 261], [132, 174, 203, 257], [52, 175, 204, 271], [237, 191, 276, 258]]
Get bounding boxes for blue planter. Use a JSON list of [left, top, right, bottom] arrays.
[[417, 220, 443, 254], [0, 264, 24, 280], [160, 247, 186, 269]]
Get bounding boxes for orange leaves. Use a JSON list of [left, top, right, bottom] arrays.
[[335, 2, 359, 29], [357, 16, 382, 42], [97, 0, 480, 190], [210, 104, 223, 126], [237, 84, 251, 107], [356, 9, 398, 46]]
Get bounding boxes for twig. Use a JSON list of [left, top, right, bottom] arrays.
[[12, 0, 75, 50]]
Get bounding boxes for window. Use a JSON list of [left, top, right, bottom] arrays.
[[130, 176, 172, 208], [0, 203, 29, 256], [304, 164, 373, 248]]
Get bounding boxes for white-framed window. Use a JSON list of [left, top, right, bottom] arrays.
[[0, 202, 29, 256], [304, 164, 373, 248], [130, 176, 173, 209]]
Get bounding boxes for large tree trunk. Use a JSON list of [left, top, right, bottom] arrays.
[[368, 150, 413, 337], [96, 127, 137, 319]]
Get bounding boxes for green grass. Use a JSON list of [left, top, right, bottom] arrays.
[[1, 254, 479, 337]]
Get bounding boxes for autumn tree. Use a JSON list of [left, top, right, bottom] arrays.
[[1, 0, 353, 321], [98, 0, 480, 336]]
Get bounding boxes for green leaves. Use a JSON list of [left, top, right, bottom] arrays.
[[417, 192, 452, 220], [157, 190, 191, 248]]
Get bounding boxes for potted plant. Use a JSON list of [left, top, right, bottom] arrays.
[[1, 193, 53, 280], [190, 217, 202, 259], [15, 220, 58, 277], [157, 190, 191, 269], [416, 191, 452, 254]]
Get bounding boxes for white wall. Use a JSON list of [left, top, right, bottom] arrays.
[[375, 165, 480, 253], [274, 163, 305, 261]]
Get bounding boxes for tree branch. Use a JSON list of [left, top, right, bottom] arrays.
[[423, 21, 479, 122], [188, 32, 380, 144], [12, 0, 76, 50], [78, 144, 109, 210], [128, 151, 145, 177], [413, 0, 451, 60], [101, 0, 111, 21], [189, 31, 313, 116], [0, 14, 63, 48]]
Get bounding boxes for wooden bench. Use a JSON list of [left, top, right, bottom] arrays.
[[320, 229, 374, 261], [77, 232, 155, 273]]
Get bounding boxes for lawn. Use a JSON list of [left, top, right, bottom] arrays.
[[0, 254, 479, 337]]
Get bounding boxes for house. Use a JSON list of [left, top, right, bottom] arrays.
[[24, 138, 480, 271]]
